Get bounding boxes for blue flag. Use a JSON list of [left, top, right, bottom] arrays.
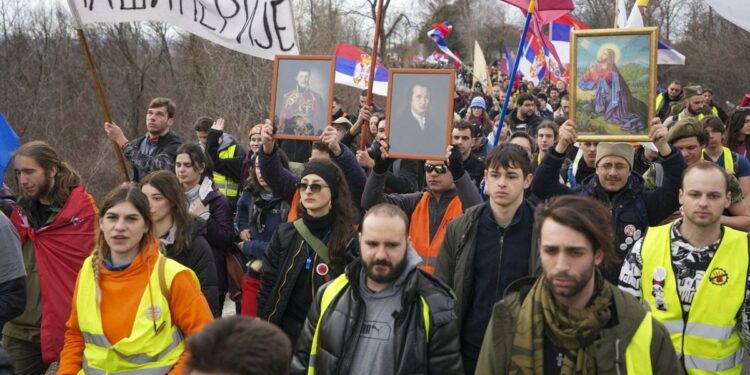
[[0, 113, 20, 186]]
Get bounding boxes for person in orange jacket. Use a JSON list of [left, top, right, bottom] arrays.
[[58, 185, 213, 375]]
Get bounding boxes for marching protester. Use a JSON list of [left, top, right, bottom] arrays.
[[619, 162, 750, 374], [361, 137, 483, 274], [175, 143, 237, 310], [726, 108, 750, 158], [656, 80, 683, 121], [476, 195, 681, 374], [5, 141, 98, 374], [451, 120, 487, 188], [256, 159, 359, 346], [508, 131, 536, 162], [104, 97, 183, 182], [552, 95, 570, 121], [507, 93, 543, 135], [196, 117, 245, 213], [292, 203, 463, 375], [702, 116, 750, 199], [465, 96, 493, 135], [532, 119, 687, 283], [140, 170, 222, 317], [563, 141, 598, 187], [185, 316, 292, 375], [236, 153, 290, 316], [57, 185, 213, 374], [531, 120, 559, 172], [436, 143, 540, 374], [663, 85, 709, 128], [257, 122, 367, 222], [356, 117, 422, 194], [206, 119, 264, 197]]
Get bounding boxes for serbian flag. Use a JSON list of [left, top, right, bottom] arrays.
[[333, 43, 388, 96], [501, 0, 574, 69], [427, 21, 463, 66], [517, 34, 547, 85], [0, 113, 19, 186], [549, 15, 589, 67]]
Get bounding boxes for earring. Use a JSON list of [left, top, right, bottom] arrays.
[[328, 200, 332, 209]]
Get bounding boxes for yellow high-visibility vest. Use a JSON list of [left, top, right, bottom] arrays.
[[76, 253, 198, 375], [213, 144, 239, 199], [641, 223, 748, 374], [702, 147, 735, 174]]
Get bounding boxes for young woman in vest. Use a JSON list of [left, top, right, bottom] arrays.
[[175, 143, 236, 310], [236, 153, 290, 316], [141, 170, 222, 317], [256, 159, 358, 345], [726, 108, 750, 158], [58, 185, 212, 374]]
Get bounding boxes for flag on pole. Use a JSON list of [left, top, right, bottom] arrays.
[[472, 41, 492, 91], [0, 113, 19, 186], [617, 3, 686, 65], [517, 34, 547, 85], [549, 14, 589, 81], [66, 0, 299, 60], [501, 0, 574, 69], [615, 0, 628, 28], [427, 22, 463, 66], [703, 0, 750, 33], [333, 43, 388, 96]]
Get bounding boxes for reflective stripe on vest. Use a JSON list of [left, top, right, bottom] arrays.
[[677, 112, 705, 123], [702, 147, 735, 174], [409, 193, 463, 274], [625, 312, 654, 375], [307, 274, 431, 375], [287, 190, 300, 222], [76, 253, 197, 374], [213, 144, 239, 198], [641, 223, 748, 374]]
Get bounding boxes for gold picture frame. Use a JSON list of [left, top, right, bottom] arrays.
[[569, 27, 657, 141]]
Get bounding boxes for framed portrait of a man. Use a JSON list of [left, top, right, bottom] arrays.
[[570, 27, 657, 141], [269, 55, 335, 141], [385, 69, 455, 160]]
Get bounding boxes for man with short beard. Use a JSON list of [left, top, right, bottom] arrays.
[[507, 93, 543, 136], [663, 85, 708, 128], [620, 162, 750, 374], [292, 203, 463, 375], [476, 195, 681, 374], [4, 141, 97, 374], [104, 97, 183, 182]]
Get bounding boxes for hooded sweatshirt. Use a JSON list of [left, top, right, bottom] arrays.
[[348, 247, 423, 375]]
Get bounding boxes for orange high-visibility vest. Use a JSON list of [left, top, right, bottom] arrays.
[[287, 190, 300, 222], [409, 192, 463, 274]]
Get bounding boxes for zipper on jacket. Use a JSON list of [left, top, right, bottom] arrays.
[[494, 232, 506, 301], [310, 253, 318, 301], [268, 241, 305, 321]]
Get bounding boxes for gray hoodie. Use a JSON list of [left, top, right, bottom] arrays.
[[348, 247, 424, 375]]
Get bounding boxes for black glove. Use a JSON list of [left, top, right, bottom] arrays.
[[448, 145, 465, 180], [371, 142, 393, 174]]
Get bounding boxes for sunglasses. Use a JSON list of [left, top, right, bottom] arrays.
[[297, 182, 329, 193], [424, 164, 449, 174]]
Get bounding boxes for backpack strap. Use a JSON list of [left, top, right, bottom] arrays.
[[293, 219, 331, 264]]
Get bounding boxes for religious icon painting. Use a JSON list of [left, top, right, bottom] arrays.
[[384, 69, 455, 161], [269, 55, 335, 141], [570, 27, 658, 141]]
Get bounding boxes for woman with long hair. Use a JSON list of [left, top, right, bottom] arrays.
[[57, 186, 212, 374], [175, 143, 236, 309], [465, 96, 493, 135], [141, 170, 221, 317], [725, 108, 750, 157], [257, 159, 358, 345], [236, 153, 290, 316]]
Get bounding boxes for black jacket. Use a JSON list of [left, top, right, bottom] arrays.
[[507, 108, 543, 136], [291, 258, 463, 375], [162, 218, 221, 317], [257, 222, 358, 342], [122, 130, 182, 182]]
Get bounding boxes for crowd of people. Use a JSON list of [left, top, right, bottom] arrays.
[[1, 72, 750, 375]]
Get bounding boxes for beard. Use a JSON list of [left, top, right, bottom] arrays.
[[363, 255, 408, 285], [545, 265, 594, 299], [687, 105, 702, 116]]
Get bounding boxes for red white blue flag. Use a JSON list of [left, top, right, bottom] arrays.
[[333, 43, 388, 96]]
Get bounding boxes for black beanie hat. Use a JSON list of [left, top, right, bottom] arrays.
[[300, 160, 340, 199]]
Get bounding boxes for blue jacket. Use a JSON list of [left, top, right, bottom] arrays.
[[236, 191, 287, 259], [532, 146, 686, 283]]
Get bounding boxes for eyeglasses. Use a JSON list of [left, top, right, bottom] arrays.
[[297, 182, 329, 193], [597, 163, 629, 172], [424, 164, 449, 174]]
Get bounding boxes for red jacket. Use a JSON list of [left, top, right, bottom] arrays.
[[10, 185, 97, 362]]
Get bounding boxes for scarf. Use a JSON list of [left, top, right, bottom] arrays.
[[185, 184, 200, 205], [509, 271, 612, 375]]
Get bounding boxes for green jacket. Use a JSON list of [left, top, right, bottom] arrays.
[[475, 277, 684, 375]]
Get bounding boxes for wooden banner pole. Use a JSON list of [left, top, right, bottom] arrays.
[[75, 28, 130, 182], [361, 0, 385, 151]]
